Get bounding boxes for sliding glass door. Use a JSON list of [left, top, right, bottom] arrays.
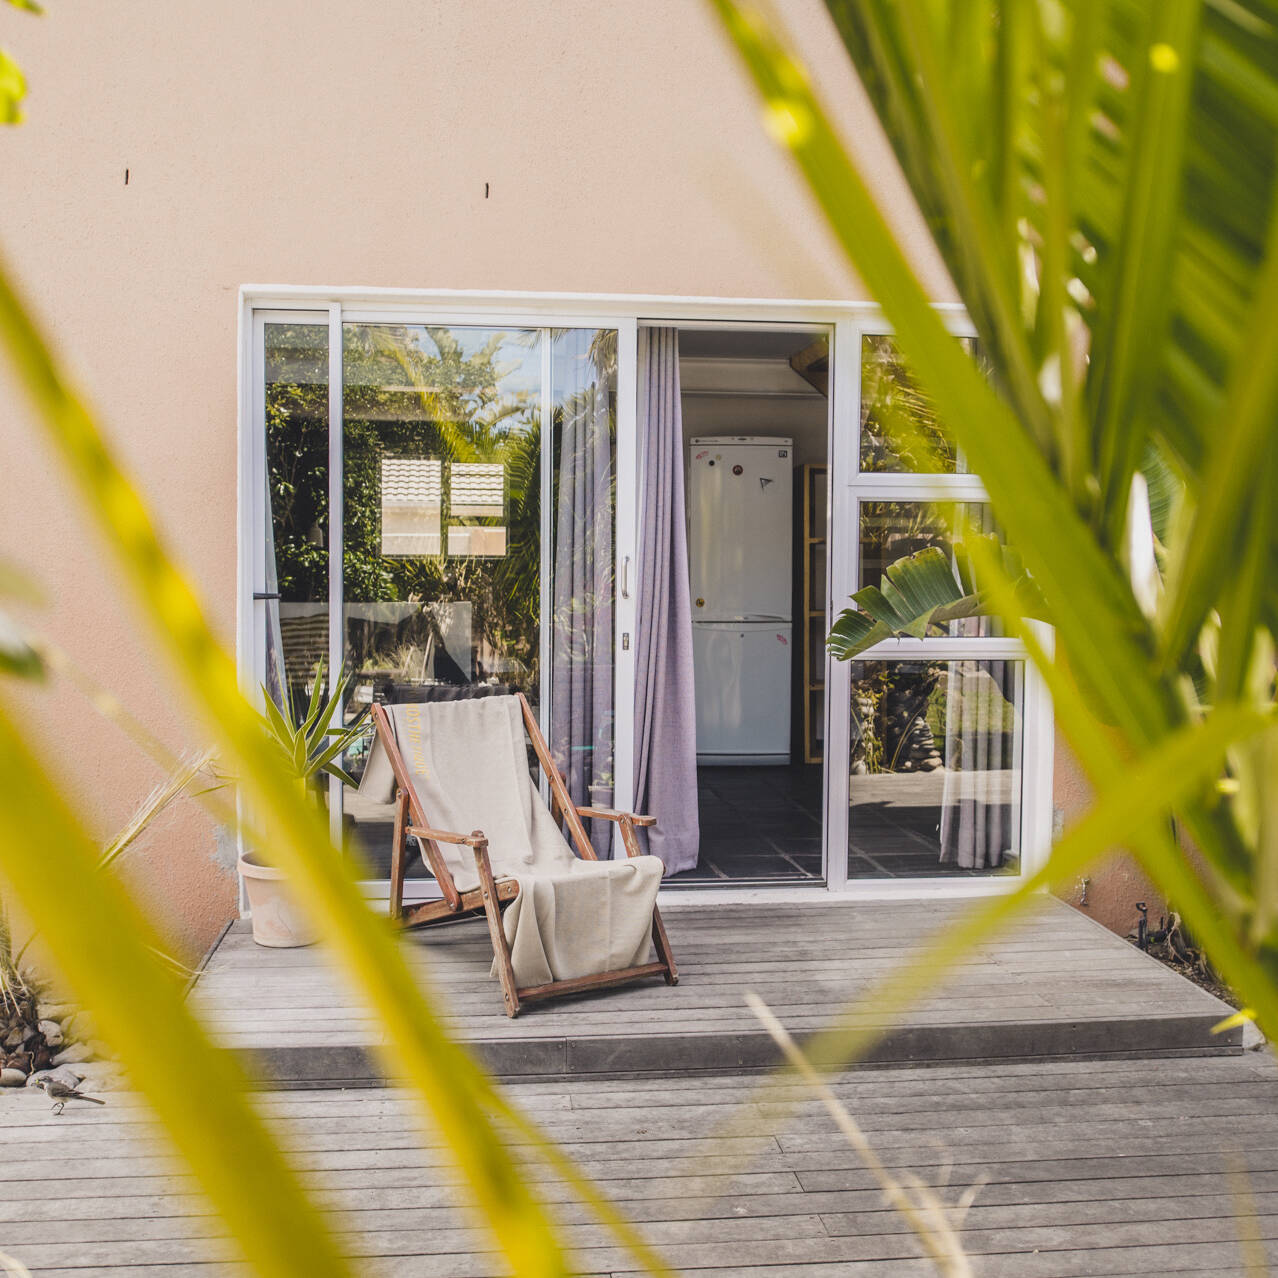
[[250, 297, 1049, 896], [257, 314, 630, 881]]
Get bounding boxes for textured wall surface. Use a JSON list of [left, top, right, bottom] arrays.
[[1052, 735, 1166, 939]]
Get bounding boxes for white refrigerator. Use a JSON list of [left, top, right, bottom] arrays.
[[687, 437, 793, 765]]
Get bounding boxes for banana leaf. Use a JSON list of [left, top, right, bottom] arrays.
[[827, 539, 1050, 660]]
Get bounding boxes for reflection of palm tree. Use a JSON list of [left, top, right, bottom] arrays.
[[269, 324, 614, 713], [337, 325, 544, 689], [861, 335, 976, 473]]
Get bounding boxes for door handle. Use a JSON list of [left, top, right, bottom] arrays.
[[620, 555, 631, 599]]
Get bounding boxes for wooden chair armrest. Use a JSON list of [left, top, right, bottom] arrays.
[[576, 806, 657, 828], [408, 825, 487, 848]]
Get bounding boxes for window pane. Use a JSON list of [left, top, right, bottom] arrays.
[[339, 324, 543, 872], [859, 500, 1003, 638], [859, 333, 975, 474], [264, 322, 329, 721], [847, 659, 1024, 878]]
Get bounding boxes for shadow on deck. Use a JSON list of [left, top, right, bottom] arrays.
[[190, 898, 1241, 1088]]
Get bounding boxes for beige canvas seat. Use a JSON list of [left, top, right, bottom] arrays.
[[361, 693, 677, 1017]]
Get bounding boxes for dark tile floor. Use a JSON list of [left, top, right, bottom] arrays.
[[671, 764, 1021, 883], [671, 764, 826, 884], [354, 763, 1020, 885], [846, 769, 1021, 879]]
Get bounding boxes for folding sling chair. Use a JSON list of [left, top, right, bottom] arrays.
[[369, 693, 678, 1017]]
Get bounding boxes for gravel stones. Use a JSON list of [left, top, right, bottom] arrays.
[[52, 1043, 92, 1067]]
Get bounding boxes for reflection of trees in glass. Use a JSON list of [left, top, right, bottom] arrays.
[[851, 662, 944, 775], [267, 323, 545, 697], [266, 325, 329, 604], [339, 325, 543, 692], [859, 335, 976, 473], [859, 501, 997, 639], [850, 661, 1017, 776]]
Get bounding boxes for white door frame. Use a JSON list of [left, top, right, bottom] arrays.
[[238, 287, 1053, 903]]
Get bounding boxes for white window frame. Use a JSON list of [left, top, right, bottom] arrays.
[[824, 315, 1054, 898], [237, 288, 1053, 904]]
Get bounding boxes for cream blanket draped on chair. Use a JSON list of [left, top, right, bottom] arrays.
[[360, 696, 664, 988]]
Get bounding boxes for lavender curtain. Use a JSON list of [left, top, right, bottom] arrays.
[[633, 328, 700, 875], [550, 330, 615, 857], [939, 660, 1023, 869]]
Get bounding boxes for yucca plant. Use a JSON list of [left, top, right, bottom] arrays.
[[258, 660, 367, 794], [713, 0, 1278, 1058], [242, 662, 372, 947]]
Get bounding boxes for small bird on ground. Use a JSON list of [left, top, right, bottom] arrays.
[[36, 1075, 106, 1115]]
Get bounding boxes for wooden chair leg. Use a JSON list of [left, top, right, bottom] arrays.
[[618, 814, 678, 985], [389, 789, 409, 922], [472, 838, 521, 1018], [651, 905, 678, 985]]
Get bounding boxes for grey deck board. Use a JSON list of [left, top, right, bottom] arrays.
[[188, 899, 1241, 1084], [2, 1055, 1277, 1275]]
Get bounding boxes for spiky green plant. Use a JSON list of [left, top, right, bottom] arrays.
[[258, 660, 366, 792], [713, 0, 1278, 1057]]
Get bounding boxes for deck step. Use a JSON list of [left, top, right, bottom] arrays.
[[192, 900, 1243, 1088]]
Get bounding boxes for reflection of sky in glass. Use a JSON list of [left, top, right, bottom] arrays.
[[440, 328, 541, 395], [343, 326, 541, 399]]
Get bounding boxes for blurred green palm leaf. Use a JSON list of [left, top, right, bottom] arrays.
[[713, 0, 1278, 1041], [0, 261, 669, 1275], [0, 715, 354, 1278]]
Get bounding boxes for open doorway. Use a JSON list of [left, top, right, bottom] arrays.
[[671, 325, 830, 883]]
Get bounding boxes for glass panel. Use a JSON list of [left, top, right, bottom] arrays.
[[859, 500, 1003, 638], [263, 322, 329, 736], [339, 324, 543, 873], [548, 329, 617, 853], [859, 333, 976, 474], [846, 659, 1024, 878]]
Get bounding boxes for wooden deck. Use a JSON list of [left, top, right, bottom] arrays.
[[2, 1053, 1275, 1275], [189, 898, 1242, 1087]]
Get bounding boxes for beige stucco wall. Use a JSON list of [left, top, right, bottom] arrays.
[[2, 0, 1096, 959], [1051, 737, 1166, 939]]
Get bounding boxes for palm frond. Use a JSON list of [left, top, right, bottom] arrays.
[[714, 0, 1278, 1048]]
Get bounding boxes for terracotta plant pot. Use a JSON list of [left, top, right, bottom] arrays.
[[237, 854, 319, 948]]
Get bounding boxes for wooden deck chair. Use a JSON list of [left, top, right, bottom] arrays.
[[370, 693, 677, 1017]]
